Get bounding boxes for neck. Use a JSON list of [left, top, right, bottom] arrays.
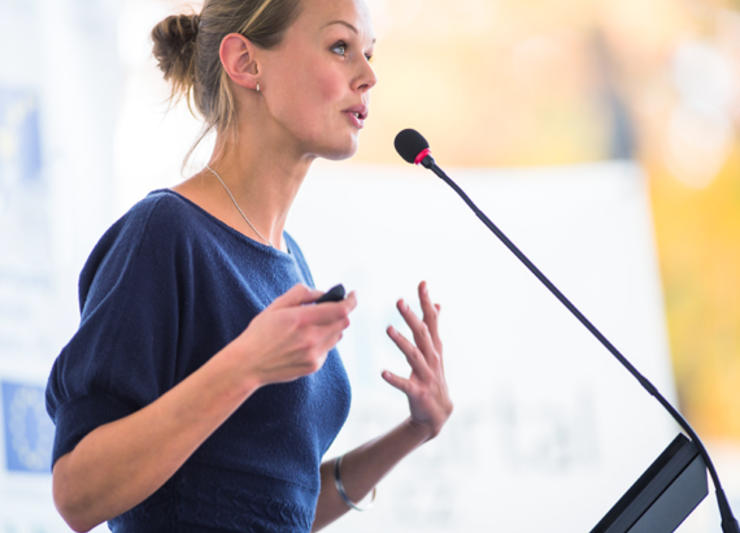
[[204, 124, 316, 250]]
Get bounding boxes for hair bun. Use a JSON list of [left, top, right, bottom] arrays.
[[151, 14, 200, 88]]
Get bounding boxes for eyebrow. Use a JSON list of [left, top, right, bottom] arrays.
[[323, 20, 377, 44]]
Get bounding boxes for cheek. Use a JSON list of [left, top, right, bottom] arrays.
[[267, 57, 349, 141], [292, 68, 346, 133], [288, 53, 344, 101], [315, 67, 345, 102]]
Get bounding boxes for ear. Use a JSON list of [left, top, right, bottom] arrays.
[[219, 33, 260, 91]]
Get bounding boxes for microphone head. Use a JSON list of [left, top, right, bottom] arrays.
[[394, 128, 430, 164]]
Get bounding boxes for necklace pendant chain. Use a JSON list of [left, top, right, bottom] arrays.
[[206, 164, 274, 248]]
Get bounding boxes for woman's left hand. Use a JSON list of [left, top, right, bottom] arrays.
[[383, 281, 453, 441]]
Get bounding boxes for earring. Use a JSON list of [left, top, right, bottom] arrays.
[[256, 82, 261, 93]]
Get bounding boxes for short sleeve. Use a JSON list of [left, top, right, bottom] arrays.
[[45, 195, 185, 467]]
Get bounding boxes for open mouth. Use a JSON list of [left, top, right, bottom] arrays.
[[344, 106, 369, 121], [344, 108, 368, 129]]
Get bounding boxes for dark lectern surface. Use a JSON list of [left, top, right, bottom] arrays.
[[592, 434, 708, 533]]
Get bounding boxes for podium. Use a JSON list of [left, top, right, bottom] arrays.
[[592, 434, 708, 532]]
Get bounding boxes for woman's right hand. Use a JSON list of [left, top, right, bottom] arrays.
[[232, 283, 357, 387]]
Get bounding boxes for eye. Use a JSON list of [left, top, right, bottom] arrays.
[[331, 41, 347, 56]]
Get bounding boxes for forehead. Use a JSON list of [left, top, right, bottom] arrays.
[[292, 0, 375, 40]]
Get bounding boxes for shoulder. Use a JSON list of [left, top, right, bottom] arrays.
[[95, 189, 199, 253], [77, 190, 199, 305], [128, 188, 199, 233]]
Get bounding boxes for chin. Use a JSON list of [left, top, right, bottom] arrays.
[[318, 138, 360, 161]]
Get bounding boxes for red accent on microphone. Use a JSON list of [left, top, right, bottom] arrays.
[[414, 148, 431, 165]]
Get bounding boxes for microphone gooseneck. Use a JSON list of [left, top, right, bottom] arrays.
[[394, 128, 739, 533]]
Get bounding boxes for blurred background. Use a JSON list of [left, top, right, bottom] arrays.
[[0, 0, 738, 531]]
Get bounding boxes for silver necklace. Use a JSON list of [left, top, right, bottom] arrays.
[[205, 164, 274, 248]]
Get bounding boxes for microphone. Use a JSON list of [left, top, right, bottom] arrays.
[[394, 128, 433, 166], [394, 128, 740, 533]]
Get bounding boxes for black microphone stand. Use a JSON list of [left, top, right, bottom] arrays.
[[416, 152, 739, 533]]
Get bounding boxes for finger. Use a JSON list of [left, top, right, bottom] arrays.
[[313, 290, 357, 313], [344, 291, 358, 312], [418, 281, 442, 353], [302, 327, 344, 372], [320, 329, 344, 354], [300, 291, 357, 326], [270, 284, 323, 309], [397, 299, 437, 363], [386, 326, 432, 380], [381, 370, 413, 395]]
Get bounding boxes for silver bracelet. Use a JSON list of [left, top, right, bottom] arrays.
[[333, 454, 377, 511]]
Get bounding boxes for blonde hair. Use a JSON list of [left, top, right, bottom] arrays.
[[151, 0, 301, 165]]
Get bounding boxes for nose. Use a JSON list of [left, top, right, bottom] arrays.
[[354, 58, 377, 93]]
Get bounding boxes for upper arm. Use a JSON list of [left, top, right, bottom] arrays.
[[46, 196, 186, 468]]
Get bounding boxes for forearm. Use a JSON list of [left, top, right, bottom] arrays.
[[52, 344, 258, 532], [311, 417, 431, 531]]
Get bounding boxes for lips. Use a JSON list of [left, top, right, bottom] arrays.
[[343, 104, 369, 129]]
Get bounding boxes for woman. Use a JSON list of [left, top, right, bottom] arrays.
[[45, 0, 453, 531]]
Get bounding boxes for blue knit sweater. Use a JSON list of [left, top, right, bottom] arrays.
[[45, 189, 352, 532]]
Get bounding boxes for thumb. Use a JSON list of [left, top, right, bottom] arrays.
[[269, 283, 323, 309]]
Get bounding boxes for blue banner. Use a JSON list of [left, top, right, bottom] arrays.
[[1, 381, 53, 474], [0, 87, 42, 185]]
